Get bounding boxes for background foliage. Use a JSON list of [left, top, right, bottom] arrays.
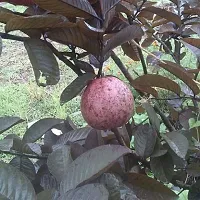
[[0, 0, 200, 199]]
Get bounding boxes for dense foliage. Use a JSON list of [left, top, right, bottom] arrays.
[[0, 0, 200, 199]]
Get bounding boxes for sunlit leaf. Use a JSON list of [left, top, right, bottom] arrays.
[[22, 118, 63, 143]]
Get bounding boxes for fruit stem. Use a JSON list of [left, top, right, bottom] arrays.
[[111, 128, 127, 146]]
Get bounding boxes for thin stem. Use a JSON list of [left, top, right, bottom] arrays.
[[153, 34, 178, 63], [111, 128, 127, 146], [0, 32, 83, 76], [111, 51, 135, 84], [154, 104, 175, 131], [127, 15, 148, 75], [45, 42, 83, 76], [0, 32, 28, 42], [133, 0, 147, 19], [150, 96, 200, 102], [0, 150, 48, 159]]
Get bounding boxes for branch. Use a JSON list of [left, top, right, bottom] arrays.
[[111, 51, 135, 83], [153, 34, 178, 63], [111, 128, 127, 146], [127, 15, 148, 75], [0, 150, 48, 159], [154, 104, 175, 132], [150, 96, 200, 102], [0, 32, 83, 76], [0, 32, 28, 42], [45, 42, 83, 76]]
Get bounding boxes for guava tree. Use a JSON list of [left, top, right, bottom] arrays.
[[0, 0, 200, 199]]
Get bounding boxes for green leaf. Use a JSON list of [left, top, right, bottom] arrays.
[[60, 145, 131, 193], [150, 153, 174, 183], [127, 173, 178, 200], [0, 161, 36, 199], [22, 118, 63, 143], [58, 183, 109, 200], [10, 156, 36, 181], [47, 145, 73, 182], [142, 102, 160, 132], [0, 139, 13, 151], [56, 127, 93, 145], [134, 124, 157, 158], [189, 118, 200, 129], [60, 73, 95, 105], [0, 116, 24, 134], [24, 39, 60, 86], [162, 131, 189, 159]]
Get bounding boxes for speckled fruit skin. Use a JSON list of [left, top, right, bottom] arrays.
[[81, 76, 134, 130]]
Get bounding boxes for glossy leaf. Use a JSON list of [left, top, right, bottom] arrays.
[[142, 102, 160, 132], [143, 6, 181, 26], [134, 74, 181, 95], [47, 145, 73, 182], [100, 0, 121, 18], [47, 27, 101, 56], [0, 116, 24, 134], [121, 42, 140, 61], [56, 127, 93, 145], [23, 143, 42, 155], [150, 153, 174, 183], [0, 139, 13, 151], [158, 60, 200, 95], [99, 173, 121, 200], [10, 156, 36, 181], [162, 131, 189, 159], [60, 73, 95, 105], [0, 161, 36, 199], [103, 24, 144, 54], [127, 173, 178, 200], [33, 0, 98, 18], [60, 145, 131, 193], [134, 124, 157, 158], [22, 118, 63, 143], [24, 39, 60, 86], [58, 183, 109, 200], [5, 15, 76, 32]]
